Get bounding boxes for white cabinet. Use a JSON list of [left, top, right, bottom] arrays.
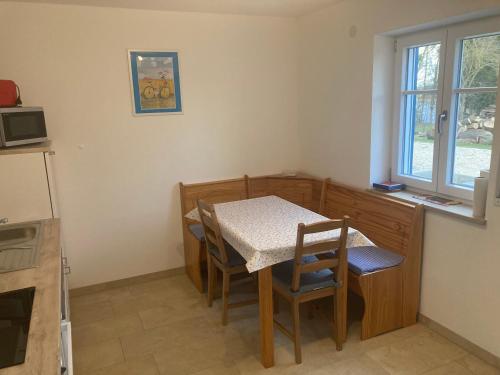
[[61, 253, 73, 374], [0, 152, 55, 224]]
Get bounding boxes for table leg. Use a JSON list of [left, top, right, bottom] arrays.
[[258, 267, 274, 368]]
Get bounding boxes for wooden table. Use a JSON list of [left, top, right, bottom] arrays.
[[187, 196, 373, 367]]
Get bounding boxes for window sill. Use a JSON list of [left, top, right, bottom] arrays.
[[369, 189, 487, 225]]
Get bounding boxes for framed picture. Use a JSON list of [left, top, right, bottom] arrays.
[[128, 50, 183, 115]]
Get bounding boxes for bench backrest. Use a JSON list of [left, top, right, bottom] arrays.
[[180, 175, 422, 260], [179, 177, 249, 218], [248, 176, 314, 210], [319, 180, 421, 259], [180, 175, 316, 218]]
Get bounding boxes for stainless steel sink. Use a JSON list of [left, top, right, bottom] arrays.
[[0, 221, 43, 273]]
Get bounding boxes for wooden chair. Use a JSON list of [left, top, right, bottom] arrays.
[[272, 217, 349, 364], [197, 199, 258, 325], [179, 177, 249, 292]]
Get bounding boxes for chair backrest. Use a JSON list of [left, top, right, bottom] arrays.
[[291, 216, 350, 292], [197, 199, 229, 264]]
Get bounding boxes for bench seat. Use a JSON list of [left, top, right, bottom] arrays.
[[348, 246, 405, 275], [188, 223, 205, 241]]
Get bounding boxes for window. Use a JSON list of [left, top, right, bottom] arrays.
[[393, 17, 500, 199]]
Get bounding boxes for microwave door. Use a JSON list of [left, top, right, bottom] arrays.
[[2, 111, 47, 147]]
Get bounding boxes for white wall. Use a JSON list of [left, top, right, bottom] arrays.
[[0, 2, 300, 288], [2, 0, 500, 360], [298, 0, 500, 358]]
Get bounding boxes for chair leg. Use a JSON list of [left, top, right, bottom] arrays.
[[273, 292, 279, 315], [334, 288, 347, 350], [207, 256, 215, 307], [222, 271, 230, 326], [308, 302, 315, 320], [292, 301, 302, 364]]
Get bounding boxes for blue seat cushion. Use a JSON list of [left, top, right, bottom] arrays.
[[207, 241, 246, 267], [272, 255, 338, 295], [348, 246, 404, 275], [188, 223, 205, 241]]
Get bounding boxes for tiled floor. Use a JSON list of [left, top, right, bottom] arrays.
[[70, 274, 499, 375]]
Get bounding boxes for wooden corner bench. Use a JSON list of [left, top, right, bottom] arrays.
[[179, 174, 317, 291], [179, 174, 424, 339]]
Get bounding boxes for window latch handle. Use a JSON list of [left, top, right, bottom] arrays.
[[438, 110, 448, 134]]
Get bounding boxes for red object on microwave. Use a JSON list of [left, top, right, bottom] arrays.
[[0, 80, 22, 107]]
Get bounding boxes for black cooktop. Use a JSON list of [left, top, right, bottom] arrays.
[[0, 287, 35, 369]]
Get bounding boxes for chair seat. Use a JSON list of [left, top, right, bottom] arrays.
[[348, 246, 404, 275], [207, 242, 246, 267], [272, 255, 338, 295], [188, 223, 205, 241]]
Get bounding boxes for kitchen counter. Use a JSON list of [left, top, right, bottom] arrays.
[[0, 219, 61, 375]]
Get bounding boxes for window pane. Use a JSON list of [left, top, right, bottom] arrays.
[[406, 43, 441, 90], [402, 93, 437, 180], [451, 92, 496, 187], [459, 34, 500, 88]]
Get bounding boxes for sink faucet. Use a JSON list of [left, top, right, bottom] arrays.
[[0, 217, 8, 224]]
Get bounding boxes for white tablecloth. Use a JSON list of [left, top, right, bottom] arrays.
[[186, 196, 374, 272]]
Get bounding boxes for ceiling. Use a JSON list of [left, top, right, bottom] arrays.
[[8, 0, 343, 17]]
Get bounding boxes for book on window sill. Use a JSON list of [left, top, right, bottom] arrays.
[[412, 194, 462, 206], [372, 181, 405, 192]]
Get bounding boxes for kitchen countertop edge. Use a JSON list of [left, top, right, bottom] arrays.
[[0, 219, 61, 375]]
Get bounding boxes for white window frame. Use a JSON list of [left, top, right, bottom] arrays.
[[439, 17, 500, 200], [392, 17, 500, 200], [392, 29, 447, 192]]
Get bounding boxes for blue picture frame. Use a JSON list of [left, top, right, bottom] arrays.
[[128, 50, 182, 115]]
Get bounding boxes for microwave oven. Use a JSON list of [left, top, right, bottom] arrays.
[[0, 107, 48, 147]]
